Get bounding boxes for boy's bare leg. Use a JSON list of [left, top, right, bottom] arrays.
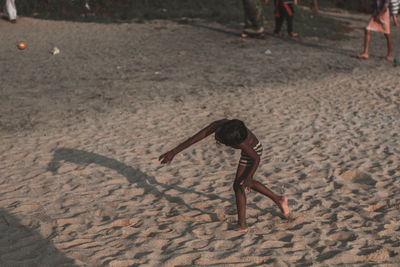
[[233, 165, 290, 232], [234, 185, 248, 232], [357, 29, 370, 59], [250, 180, 290, 217], [233, 165, 248, 232], [384, 33, 393, 60]]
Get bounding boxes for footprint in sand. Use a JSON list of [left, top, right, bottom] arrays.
[[339, 170, 376, 188]]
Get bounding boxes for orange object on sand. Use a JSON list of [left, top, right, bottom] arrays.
[[17, 41, 26, 50]]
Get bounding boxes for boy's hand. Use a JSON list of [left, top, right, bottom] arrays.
[[159, 150, 176, 164], [240, 178, 252, 193]]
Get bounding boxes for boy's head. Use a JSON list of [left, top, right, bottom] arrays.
[[215, 119, 248, 146]]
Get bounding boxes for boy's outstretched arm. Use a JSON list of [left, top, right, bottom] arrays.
[[159, 119, 229, 164]]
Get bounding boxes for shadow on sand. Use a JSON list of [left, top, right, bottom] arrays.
[[188, 20, 357, 58], [0, 207, 75, 266], [47, 148, 233, 219]]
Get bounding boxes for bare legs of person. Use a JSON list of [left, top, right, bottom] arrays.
[[233, 165, 290, 232], [384, 33, 393, 60], [393, 15, 399, 27], [357, 29, 393, 60], [310, 0, 319, 12], [357, 29, 371, 59]]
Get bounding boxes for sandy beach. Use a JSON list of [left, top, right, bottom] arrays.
[[1, 7, 400, 266]]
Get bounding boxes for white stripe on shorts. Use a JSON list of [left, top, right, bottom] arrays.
[[239, 142, 263, 166]]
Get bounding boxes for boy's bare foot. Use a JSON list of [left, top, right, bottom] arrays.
[[237, 223, 248, 232], [278, 196, 290, 218], [357, 53, 369, 59], [289, 32, 298, 37], [237, 226, 249, 233]]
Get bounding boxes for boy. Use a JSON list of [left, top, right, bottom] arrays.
[[159, 119, 289, 232], [274, 0, 298, 37]]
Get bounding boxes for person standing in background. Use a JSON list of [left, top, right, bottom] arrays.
[[357, 0, 392, 60], [3, 0, 17, 23], [310, 0, 319, 13], [241, 0, 268, 39], [274, 0, 298, 37]]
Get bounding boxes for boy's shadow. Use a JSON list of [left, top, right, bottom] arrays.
[[47, 148, 231, 219]]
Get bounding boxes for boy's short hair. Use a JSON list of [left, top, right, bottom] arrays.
[[215, 119, 248, 146]]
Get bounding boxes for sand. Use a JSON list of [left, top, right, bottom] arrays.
[[1, 8, 400, 266]]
